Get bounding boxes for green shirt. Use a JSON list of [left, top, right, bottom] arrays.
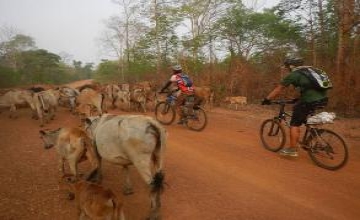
[[281, 69, 327, 103]]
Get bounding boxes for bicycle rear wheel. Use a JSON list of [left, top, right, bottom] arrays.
[[186, 107, 207, 131], [260, 119, 286, 152], [155, 101, 176, 125], [307, 128, 348, 170]]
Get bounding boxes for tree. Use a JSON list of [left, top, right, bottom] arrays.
[[0, 31, 35, 70], [19, 49, 61, 84]]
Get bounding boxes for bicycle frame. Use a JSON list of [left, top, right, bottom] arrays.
[[273, 100, 318, 148]]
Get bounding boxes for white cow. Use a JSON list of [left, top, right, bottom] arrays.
[[224, 96, 247, 110], [105, 84, 121, 109], [130, 88, 147, 112], [85, 114, 167, 220], [58, 86, 80, 113], [116, 89, 131, 111], [0, 89, 36, 118], [33, 89, 60, 126]]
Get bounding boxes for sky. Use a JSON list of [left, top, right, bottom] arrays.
[[0, 0, 280, 65]]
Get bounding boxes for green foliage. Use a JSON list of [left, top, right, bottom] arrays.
[[215, 6, 305, 58], [19, 49, 61, 84], [93, 60, 119, 83], [0, 66, 20, 88]]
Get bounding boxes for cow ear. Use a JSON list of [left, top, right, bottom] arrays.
[[39, 130, 46, 135]]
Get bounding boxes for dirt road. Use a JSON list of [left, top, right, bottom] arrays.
[[0, 106, 359, 220]]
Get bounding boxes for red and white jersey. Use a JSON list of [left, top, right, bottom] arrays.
[[170, 73, 194, 94]]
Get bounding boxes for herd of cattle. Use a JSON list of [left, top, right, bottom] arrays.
[[0, 81, 247, 219], [0, 81, 224, 126]]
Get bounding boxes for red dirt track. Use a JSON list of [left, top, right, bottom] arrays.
[[0, 104, 359, 220]]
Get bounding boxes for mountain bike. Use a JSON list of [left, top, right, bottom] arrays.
[[259, 99, 348, 170], [155, 90, 207, 131]]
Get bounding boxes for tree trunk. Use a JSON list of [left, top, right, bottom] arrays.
[[336, 0, 355, 114]]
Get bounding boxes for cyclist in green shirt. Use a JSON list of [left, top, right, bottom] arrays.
[[262, 57, 329, 157]]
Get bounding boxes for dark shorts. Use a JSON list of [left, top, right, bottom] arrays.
[[290, 98, 328, 126]]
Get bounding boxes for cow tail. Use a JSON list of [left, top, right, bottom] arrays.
[[148, 119, 166, 193]]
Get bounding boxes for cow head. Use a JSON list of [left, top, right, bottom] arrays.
[[39, 128, 61, 149]]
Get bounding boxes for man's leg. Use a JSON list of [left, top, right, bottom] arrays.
[[279, 126, 299, 156], [279, 103, 304, 157], [176, 94, 186, 124], [290, 126, 301, 148]]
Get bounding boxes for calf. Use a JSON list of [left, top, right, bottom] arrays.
[[69, 180, 125, 220], [39, 127, 99, 182], [224, 96, 247, 110]]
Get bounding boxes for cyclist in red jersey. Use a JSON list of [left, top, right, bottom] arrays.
[[160, 65, 195, 124]]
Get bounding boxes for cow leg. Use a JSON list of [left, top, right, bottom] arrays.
[[68, 157, 78, 181], [111, 98, 116, 109], [133, 157, 162, 220], [9, 104, 17, 118], [141, 102, 147, 113], [50, 107, 56, 120], [70, 98, 76, 114], [122, 166, 134, 195], [79, 211, 87, 220], [84, 149, 101, 183], [36, 106, 44, 127], [59, 158, 65, 176]]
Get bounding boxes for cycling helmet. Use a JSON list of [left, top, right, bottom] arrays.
[[283, 57, 304, 67], [172, 65, 182, 72]]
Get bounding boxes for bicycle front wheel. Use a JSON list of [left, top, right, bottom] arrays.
[[155, 102, 176, 125], [186, 107, 207, 131], [260, 119, 286, 152], [307, 129, 348, 170]]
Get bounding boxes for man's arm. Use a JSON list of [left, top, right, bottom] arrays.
[[262, 84, 286, 105], [266, 84, 286, 100], [160, 81, 172, 92]]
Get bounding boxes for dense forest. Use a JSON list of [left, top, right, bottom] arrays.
[[0, 0, 359, 116]]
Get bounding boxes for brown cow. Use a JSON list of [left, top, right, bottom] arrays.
[[39, 127, 100, 182], [68, 180, 126, 220], [194, 86, 214, 110], [76, 88, 104, 117]]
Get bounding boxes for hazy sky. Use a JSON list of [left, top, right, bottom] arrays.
[[0, 0, 279, 65]]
